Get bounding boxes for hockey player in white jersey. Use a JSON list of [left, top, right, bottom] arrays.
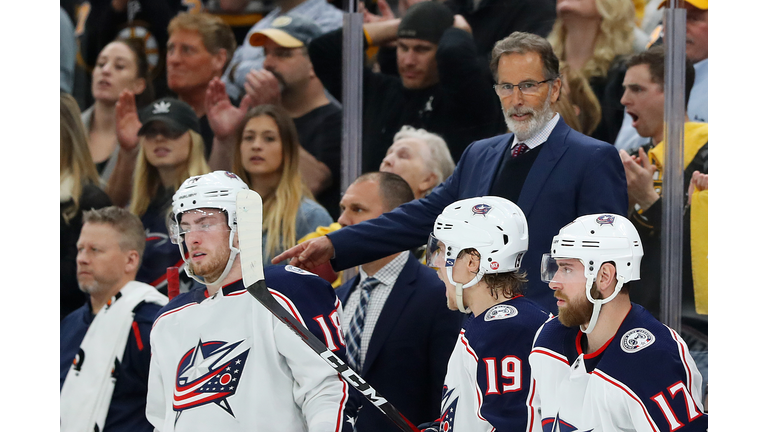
[[146, 171, 352, 432], [531, 214, 707, 431], [422, 197, 550, 432]]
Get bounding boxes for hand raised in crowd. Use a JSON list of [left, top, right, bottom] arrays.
[[687, 170, 708, 206], [619, 147, 659, 211], [361, 0, 395, 23], [115, 89, 141, 152], [271, 236, 335, 270], [243, 69, 281, 107], [205, 77, 254, 139]]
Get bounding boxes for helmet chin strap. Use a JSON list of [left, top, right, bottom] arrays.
[[447, 267, 482, 315], [581, 275, 626, 334]]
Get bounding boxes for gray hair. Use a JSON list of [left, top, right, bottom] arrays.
[[392, 126, 455, 187], [83, 206, 147, 263], [490, 32, 560, 82]]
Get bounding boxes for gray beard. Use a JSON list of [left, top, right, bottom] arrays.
[[502, 89, 554, 141]]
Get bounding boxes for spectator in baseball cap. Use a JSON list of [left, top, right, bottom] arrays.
[[129, 97, 210, 292]]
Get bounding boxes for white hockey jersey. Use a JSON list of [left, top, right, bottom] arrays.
[[147, 267, 351, 432], [439, 296, 549, 432], [529, 304, 707, 432]]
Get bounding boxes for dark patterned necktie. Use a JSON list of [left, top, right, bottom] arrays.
[[511, 142, 529, 158], [346, 277, 380, 372]]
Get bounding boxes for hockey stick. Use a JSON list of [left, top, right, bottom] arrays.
[[235, 189, 419, 432]]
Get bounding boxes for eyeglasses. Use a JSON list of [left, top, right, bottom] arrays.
[[493, 79, 554, 97]]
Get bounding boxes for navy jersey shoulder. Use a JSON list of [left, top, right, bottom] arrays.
[[597, 305, 703, 400], [265, 265, 341, 316], [154, 285, 208, 321], [465, 296, 550, 357]]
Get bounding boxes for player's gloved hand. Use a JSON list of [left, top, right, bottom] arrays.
[[417, 421, 440, 432]]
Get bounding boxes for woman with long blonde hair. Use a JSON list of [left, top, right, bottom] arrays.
[[232, 105, 332, 267], [548, 0, 635, 143], [61, 92, 111, 319], [128, 98, 210, 291]]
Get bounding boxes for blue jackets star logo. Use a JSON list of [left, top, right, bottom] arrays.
[[173, 339, 250, 422]]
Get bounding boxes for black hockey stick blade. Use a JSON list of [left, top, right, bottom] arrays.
[[235, 190, 419, 432]]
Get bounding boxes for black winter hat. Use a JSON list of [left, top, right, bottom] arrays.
[[397, 2, 454, 45]]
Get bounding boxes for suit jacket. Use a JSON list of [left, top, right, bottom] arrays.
[[329, 117, 627, 313], [336, 255, 463, 432]]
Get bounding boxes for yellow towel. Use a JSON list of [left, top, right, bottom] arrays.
[[690, 189, 708, 314]]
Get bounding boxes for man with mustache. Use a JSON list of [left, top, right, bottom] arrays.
[[275, 31, 627, 315], [530, 213, 707, 430], [240, 14, 342, 219]]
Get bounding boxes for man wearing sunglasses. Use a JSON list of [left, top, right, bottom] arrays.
[[275, 31, 627, 316]]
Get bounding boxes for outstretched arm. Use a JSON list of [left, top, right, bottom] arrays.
[[272, 236, 336, 270]]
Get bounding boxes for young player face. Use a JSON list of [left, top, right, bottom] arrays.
[[166, 29, 223, 96], [180, 209, 232, 283], [239, 115, 284, 179], [92, 41, 144, 103], [140, 123, 192, 170], [397, 38, 440, 90], [496, 52, 561, 141], [379, 137, 435, 199], [621, 64, 665, 144], [549, 258, 594, 327], [76, 222, 134, 296], [337, 179, 387, 227]]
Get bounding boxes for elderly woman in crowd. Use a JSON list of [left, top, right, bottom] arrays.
[[379, 126, 455, 199]]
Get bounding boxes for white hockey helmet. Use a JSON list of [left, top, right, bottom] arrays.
[[169, 171, 249, 286], [541, 214, 643, 333], [427, 196, 528, 313]]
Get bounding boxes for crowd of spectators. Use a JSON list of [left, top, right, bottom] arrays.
[[60, 0, 707, 429]]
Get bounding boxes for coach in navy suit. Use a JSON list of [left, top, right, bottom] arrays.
[[273, 32, 627, 314], [335, 172, 463, 431]]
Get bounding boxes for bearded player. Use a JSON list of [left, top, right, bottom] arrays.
[[530, 214, 707, 431], [422, 196, 549, 432], [146, 171, 352, 431]]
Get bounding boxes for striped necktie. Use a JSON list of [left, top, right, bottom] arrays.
[[511, 142, 529, 158], [346, 277, 380, 372]]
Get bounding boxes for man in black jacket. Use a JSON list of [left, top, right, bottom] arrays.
[[308, 1, 505, 172]]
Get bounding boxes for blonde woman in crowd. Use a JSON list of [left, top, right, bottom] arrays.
[[232, 105, 332, 267], [60, 92, 112, 319], [127, 97, 210, 291], [548, 0, 635, 143]]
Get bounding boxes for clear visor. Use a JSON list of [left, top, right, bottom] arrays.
[[425, 234, 447, 270], [168, 208, 231, 245], [540, 254, 583, 283]]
